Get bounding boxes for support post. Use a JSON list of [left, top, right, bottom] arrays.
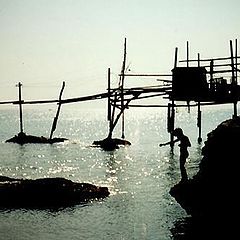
[[209, 60, 214, 94], [49, 81, 65, 139], [187, 41, 189, 67], [197, 53, 200, 67], [107, 68, 113, 138], [120, 38, 127, 139], [235, 39, 238, 84], [108, 92, 117, 139], [174, 47, 178, 68], [230, 40, 237, 118], [18, 82, 24, 133], [107, 68, 111, 121]]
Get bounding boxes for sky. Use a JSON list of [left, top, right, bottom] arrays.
[[0, 0, 239, 103]]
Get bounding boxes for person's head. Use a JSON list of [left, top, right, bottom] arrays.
[[172, 128, 183, 137]]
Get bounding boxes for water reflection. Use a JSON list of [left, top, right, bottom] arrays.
[[104, 149, 131, 194], [165, 149, 180, 184]]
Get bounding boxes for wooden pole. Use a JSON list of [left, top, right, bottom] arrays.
[[235, 39, 238, 85], [18, 82, 24, 133], [209, 60, 214, 94], [197, 53, 202, 143], [107, 68, 113, 138], [174, 47, 178, 68], [49, 81, 65, 139], [230, 40, 237, 118], [120, 38, 127, 139], [230, 40, 235, 83], [107, 68, 111, 121], [108, 92, 117, 139], [186, 41, 190, 112]]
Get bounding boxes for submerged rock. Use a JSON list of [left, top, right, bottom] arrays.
[[0, 176, 110, 209], [170, 116, 240, 217], [93, 137, 131, 151], [6, 132, 68, 144]]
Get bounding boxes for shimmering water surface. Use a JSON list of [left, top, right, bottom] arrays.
[[0, 104, 236, 239]]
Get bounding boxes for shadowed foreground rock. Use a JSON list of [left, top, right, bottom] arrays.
[[0, 176, 110, 209], [6, 132, 68, 144], [170, 116, 240, 218]]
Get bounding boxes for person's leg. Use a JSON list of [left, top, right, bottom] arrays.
[[180, 155, 188, 182]]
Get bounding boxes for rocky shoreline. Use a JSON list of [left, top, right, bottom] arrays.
[[170, 116, 240, 218]]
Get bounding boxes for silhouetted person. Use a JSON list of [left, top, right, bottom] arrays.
[[159, 128, 191, 182]]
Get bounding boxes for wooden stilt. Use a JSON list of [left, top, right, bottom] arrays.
[[107, 68, 113, 139], [18, 82, 24, 133], [120, 38, 127, 139], [174, 47, 178, 68], [230, 40, 237, 118], [107, 68, 111, 121], [49, 81, 65, 139], [108, 92, 117, 139], [186, 42, 191, 112], [235, 39, 238, 117], [197, 53, 200, 67], [197, 53, 202, 143], [235, 39, 238, 84]]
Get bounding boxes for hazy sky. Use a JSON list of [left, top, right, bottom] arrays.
[[0, 0, 239, 102]]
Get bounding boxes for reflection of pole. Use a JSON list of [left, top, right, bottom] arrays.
[[49, 81, 65, 139], [170, 101, 175, 149], [167, 102, 175, 149], [197, 102, 202, 143], [18, 82, 24, 133]]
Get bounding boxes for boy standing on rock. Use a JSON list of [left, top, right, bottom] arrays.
[[159, 128, 191, 182]]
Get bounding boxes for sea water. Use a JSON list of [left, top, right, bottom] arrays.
[[0, 103, 236, 240]]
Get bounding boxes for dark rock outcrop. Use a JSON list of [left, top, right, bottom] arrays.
[[0, 176, 110, 209], [93, 137, 131, 151], [170, 116, 240, 217], [6, 132, 68, 144]]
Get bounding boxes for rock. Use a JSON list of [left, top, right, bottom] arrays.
[[93, 137, 131, 151], [0, 176, 110, 209], [6, 132, 68, 144], [170, 116, 240, 218]]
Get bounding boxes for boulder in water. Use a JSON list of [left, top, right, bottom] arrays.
[[6, 132, 68, 144], [0, 176, 110, 209]]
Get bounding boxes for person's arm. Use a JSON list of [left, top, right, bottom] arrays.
[[159, 139, 178, 147]]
